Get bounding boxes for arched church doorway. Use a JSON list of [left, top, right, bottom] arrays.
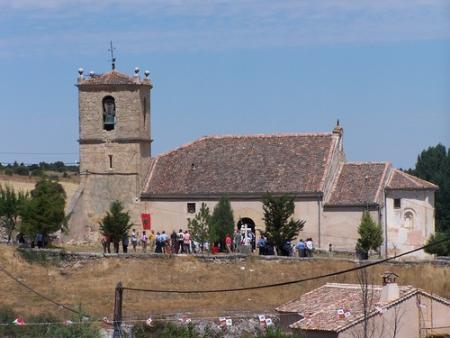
[[237, 217, 255, 233], [237, 217, 256, 251]]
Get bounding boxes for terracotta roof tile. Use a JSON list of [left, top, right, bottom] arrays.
[[326, 162, 390, 206], [78, 70, 151, 86], [386, 169, 438, 191], [142, 134, 335, 197], [276, 283, 417, 332]]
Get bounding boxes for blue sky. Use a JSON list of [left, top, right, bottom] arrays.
[[0, 0, 449, 169]]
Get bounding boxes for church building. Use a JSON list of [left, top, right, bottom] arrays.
[[68, 66, 437, 259]]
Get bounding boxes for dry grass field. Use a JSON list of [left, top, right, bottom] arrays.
[[0, 245, 448, 322], [0, 175, 79, 211]]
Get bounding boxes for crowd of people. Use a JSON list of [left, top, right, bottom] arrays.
[[100, 227, 316, 258], [101, 229, 196, 254]]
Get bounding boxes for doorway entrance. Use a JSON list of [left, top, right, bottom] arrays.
[[237, 217, 256, 251], [237, 217, 255, 233]]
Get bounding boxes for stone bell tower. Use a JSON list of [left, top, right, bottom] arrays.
[[69, 66, 153, 241]]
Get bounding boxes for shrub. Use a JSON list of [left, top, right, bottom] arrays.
[[210, 196, 234, 246], [424, 230, 450, 256], [355, 211, 383, 259], [0, 307, 99, 338], [257, 328, 295, 338], [133, 321, 199, 338]]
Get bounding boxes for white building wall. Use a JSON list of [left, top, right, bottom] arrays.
[[322, 209, 379, 252], [130, 199, 319, 241], [385, 190, 435, 259]]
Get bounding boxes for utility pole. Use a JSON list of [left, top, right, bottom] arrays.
[[113, 282, 123, 338]]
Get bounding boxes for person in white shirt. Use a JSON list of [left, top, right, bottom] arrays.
[[306, 238, 314, 257]]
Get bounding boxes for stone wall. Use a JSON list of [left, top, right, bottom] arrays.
[[321, 208, 379, 251], [78, 86, 150, 142], [67, 81, 152, 242]]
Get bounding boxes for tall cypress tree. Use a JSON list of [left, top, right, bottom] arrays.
[[187, 202, 212, 252], [355, 211, 383, 259], [260, 193, 305, 255], [99, 200, 133, 253], [210, 195, 235, 246]]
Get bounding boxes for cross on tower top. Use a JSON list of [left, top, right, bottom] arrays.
[[108, 41, 116, 70]]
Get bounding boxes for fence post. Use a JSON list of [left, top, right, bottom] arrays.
[[113, 281, 123, 338]]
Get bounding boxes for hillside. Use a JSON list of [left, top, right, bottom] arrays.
[[0, 245, 449, 322], [0, 175, 79, 212]]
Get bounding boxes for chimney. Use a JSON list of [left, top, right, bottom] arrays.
[[332, 119, 344, 152], [380, 272, 400, 302], [332, 119, 343, 137]]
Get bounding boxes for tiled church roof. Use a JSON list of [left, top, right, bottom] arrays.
[[325, 162, 390, 206], [142, 134, 336, 198], [386, 169, 438, 191], [78, 70, 151, 86]]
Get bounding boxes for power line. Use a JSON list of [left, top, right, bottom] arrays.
[[0, 264, 87, 317], [0, 163, 79, 166], [0, 152, 78, 155], [122, 236, 450, 294]]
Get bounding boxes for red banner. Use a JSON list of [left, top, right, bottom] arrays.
[[141, 213, 151, 230]]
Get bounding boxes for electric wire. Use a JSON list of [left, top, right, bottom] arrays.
[[0, 264, 87, 317], [0, 239, 448, 328], [122, 236, 450, 294]]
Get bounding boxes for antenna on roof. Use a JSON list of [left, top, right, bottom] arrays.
[[108, 41, 116, 70]]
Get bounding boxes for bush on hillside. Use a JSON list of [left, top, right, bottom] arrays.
[[0, 306, 99, 338]]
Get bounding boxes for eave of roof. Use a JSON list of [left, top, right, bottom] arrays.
[[141, 191, 323, 201]]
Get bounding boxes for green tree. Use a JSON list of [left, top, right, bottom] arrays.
[[260, 193, 305, 255], [99, 201, 133, 253], [0, 185, 28, 243], [210, 195, 234, 246], [424, 230, 450, 256], [187, 202, 211, 252], [408, 144, 450, 233], [407, 144, 450, 256], [20, 179, 68, 244], [13, 165, 29, 176], [355, 211, 383, 259]]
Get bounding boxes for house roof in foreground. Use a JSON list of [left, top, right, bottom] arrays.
[[276, 283, 450, 332], [325, 162, 390, 207], [142, 133, 336, 198], [386, 169, 438, 191]]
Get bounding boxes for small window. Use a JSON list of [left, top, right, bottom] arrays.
[[404, 210, 415, 229], [102, 96, 116, 131], [108, 155, 113, 169], [187, 203, 196, 214], [394, 198, 401, 209]]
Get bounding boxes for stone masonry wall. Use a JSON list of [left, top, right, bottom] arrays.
[[67, 82, 151, 242], [78, 87, 150, 141]]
